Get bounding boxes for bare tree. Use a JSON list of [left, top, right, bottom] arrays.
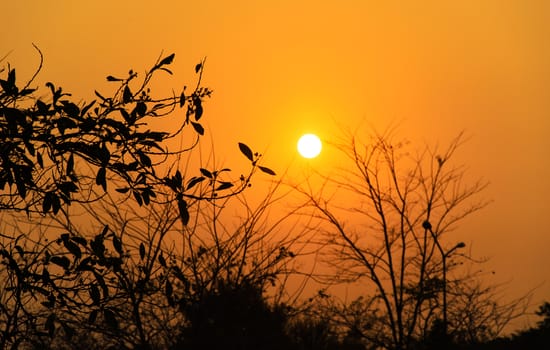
[[445, 271, 531, 344], [297, 127, 497, 349]]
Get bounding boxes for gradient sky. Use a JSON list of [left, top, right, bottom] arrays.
[[4, 0, 550, 322]]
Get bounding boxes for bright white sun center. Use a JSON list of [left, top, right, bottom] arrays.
[[297, 134, 322, 159]]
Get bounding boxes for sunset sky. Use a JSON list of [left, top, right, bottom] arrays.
[[4, 0, 550, 322]]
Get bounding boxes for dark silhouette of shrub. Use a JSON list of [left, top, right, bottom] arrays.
[[174, 280, 291, 350]]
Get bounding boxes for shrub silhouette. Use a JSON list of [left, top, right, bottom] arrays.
[[175, 281, 291, 350]]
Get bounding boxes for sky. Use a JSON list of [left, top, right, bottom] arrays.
[[3, 0, 550, 324]]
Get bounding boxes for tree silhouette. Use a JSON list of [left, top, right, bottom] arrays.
[[296, 128, 527, 349], [503, 301, 550, 349], [0, 48, 277, 349]]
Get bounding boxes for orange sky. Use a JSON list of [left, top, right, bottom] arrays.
[[4, 0, 550, 322]]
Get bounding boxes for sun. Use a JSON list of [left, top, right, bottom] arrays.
[[297, 134, 322, 159]]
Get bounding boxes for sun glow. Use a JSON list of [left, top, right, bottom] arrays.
[[297, 134, 322, 159]]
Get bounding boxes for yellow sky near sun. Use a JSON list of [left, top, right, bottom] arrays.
[[3, 0, 550, 316]]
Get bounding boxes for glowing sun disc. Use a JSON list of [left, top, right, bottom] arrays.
[[297, 134, 322, 159]]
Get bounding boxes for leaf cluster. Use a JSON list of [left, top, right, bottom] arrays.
[[0, 49, 275, 227]]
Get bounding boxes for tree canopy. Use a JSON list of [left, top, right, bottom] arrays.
[[0, 46, 274, 222]]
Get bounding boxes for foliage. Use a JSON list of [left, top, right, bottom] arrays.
[[0, 49, 277, 349], [175, 281, 291, 350], [502, 301, 550, 349], [0, 46, 274, 222]]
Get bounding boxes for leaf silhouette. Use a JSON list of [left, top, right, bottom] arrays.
[[165, 279, 173, 298], [238, 143, 254, 161], [42, 268, 51, 283], [216, 182, 234, 191], [191, 121, 204, 135], [139, 242, 145, 260], [200, 168, 212, 178], [36, 152, 43, 168], [134, 101, 147, 117], [179, 91, 186, 107], [95, 167, 107, 192], [66, 153, 74, 175], [178, 197, 190, 226], [63, 238, 82, 260], [158, 254, 166, 267], [194, 99, 203, 120], [159, 53, 175, 66], [89, 284, 101, 305], [259, 166, 276, 176], [7, 68, 16, 85], [106, 75, 122, 82], [42, 192, 53, 213], [133, 191, 143, 206], [50, 256, 70, 270], [186, 176, 205, 190], [123, 85, 132, 103], [112, 235, 123, 255]]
